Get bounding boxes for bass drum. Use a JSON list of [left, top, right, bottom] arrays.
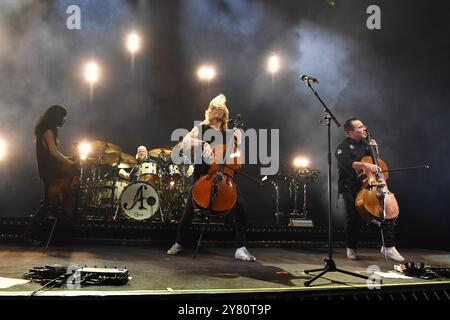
[[120, 181, 160, 221]]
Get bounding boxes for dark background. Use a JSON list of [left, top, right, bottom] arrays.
[[0, 0, 449, 248]]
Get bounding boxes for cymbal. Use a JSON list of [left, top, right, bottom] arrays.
[[148, 147, 172, 158], [89, 152, 137, 167], [119, 152, 137, 166], [290, 168, 320, 180], [98, 152, 121, 166], [91, 140, 122, 154]]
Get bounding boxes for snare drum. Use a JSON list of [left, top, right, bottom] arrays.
[[120, 181, 160, 220], [137, 161, 161, 185]]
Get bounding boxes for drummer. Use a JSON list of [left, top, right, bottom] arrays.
[[118, 145, 149, 181]]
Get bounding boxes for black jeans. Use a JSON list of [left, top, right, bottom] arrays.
[[175, 187, 248, 248], [341, 186, 396, 249]]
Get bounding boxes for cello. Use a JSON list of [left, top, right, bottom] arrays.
[[355, 130, 399, 223], [191, 115, 243, 215]]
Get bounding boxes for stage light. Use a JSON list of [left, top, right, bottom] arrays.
[[267, 54, 281, 74], [293, 156, 310, 168], [78, 141, 91, 161], [126, 32, 141, 54], [84, 61, 100, 84], [78, 142, 91, 155], [197, 64, 216, 82], [0, 138, 7, 160]]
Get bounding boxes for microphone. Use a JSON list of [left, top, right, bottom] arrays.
[[300, 75, 319, 84]]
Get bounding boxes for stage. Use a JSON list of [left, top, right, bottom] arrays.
[[1, 1, 449, 314], [1, 244, 449, 300]]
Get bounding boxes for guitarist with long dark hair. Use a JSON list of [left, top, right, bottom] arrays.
[[24, 105, 78, 244]]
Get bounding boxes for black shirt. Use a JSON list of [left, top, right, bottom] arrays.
[[193, 124, 229, 181], [35, 129, 64, 182], [335, 137, 371, 193]]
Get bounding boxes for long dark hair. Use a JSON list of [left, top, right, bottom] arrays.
[[34, 105, 67, 139]]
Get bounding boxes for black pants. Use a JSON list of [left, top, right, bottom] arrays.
[[176, 187, 248, 248], [341, 187, 396, 249]]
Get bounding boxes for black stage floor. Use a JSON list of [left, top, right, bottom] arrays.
[[1, 244, 449, 300]]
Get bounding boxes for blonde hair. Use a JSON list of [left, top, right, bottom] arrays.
[[136, 145, 147, 159], [203, 93, 229, 131]]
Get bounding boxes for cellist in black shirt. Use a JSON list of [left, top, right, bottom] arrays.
[[335, 118, 405, 261], [167, 94, 256, 262]]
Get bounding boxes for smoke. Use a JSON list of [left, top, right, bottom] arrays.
[[177, 1, 372, 222], [0, 0, 448, 235], [0, 1, 73, 214], [0, 1, 138, 214], [175, 0, 450, 227]]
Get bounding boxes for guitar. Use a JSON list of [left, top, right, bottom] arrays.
[[47, 156, 80, 216]]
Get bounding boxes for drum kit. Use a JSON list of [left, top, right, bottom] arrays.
[[78, 140, 193, 222]]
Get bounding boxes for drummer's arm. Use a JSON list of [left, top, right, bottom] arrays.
[[43, 130, 73, 167], [118, 169, 130, 180]]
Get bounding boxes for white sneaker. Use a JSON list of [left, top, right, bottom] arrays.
[[346, 248, 359, 260], [381, 246, 405, 262], [167, 243, 183, 255], [235, 247, 256, 262]]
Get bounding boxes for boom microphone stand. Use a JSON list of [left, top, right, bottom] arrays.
[[300, 76, 371, 287]]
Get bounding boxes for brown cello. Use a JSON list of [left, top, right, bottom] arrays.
[[191, 115, 243, 215], [355, 130, 399, 223]]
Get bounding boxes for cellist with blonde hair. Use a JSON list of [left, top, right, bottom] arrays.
[[167, 94, 256, 262]]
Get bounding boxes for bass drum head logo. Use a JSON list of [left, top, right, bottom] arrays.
[[120, 181, 159, 220]]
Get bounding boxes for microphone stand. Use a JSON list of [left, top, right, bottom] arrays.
[[303, 81, 371, 287]]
